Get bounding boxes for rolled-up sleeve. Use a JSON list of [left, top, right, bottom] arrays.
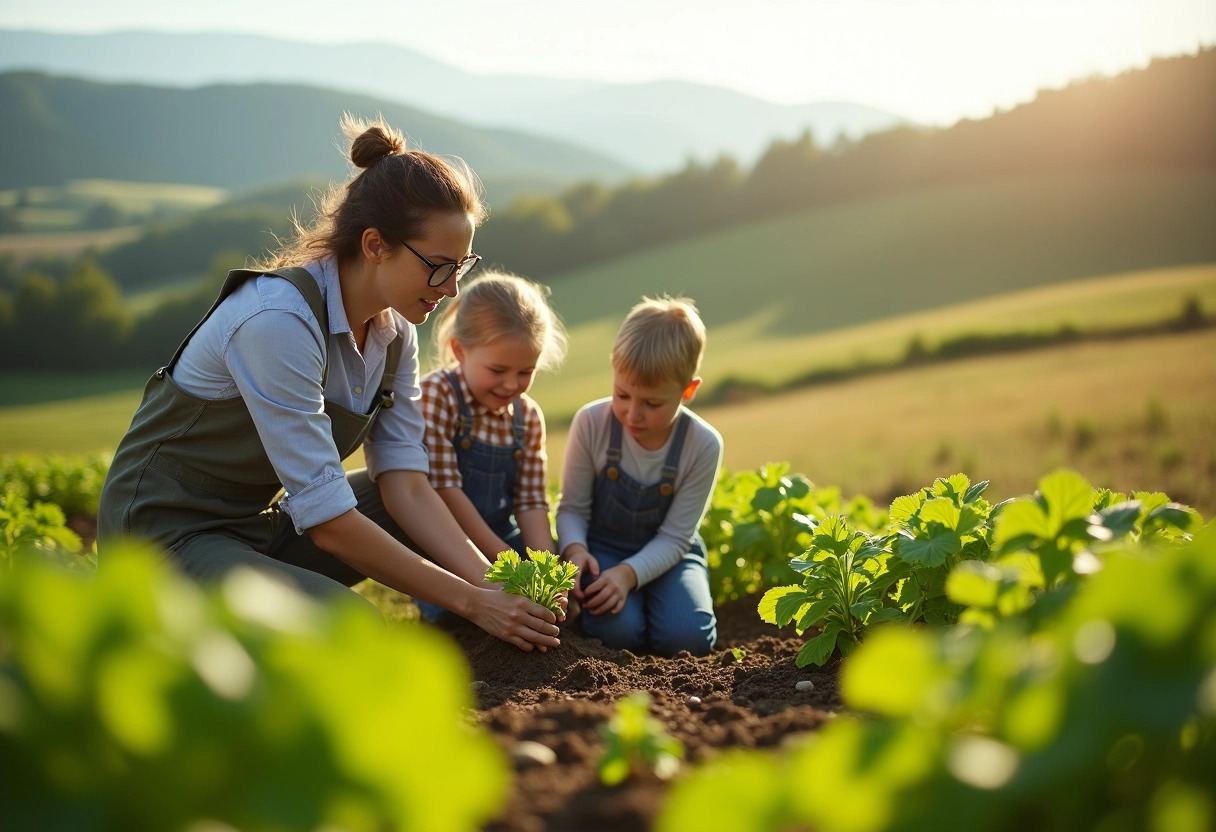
[[225, 307, 357, 532]]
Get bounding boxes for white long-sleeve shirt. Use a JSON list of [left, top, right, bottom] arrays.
[[556, 398, 723, 587]]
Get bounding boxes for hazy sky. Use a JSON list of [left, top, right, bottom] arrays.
[[1, 0, 1212, 124]]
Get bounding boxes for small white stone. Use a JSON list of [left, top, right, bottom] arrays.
[[687, 695, 702, 706], [511, 741, 557, 767], [795, 680, 815, 692]]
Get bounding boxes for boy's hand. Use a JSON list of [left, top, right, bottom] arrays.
[[563, 545, 598, 600], [582, 563, 638, 616]]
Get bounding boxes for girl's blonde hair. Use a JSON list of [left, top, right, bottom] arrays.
[[432, 271, 567, 372], [259, 114, 487, 269]]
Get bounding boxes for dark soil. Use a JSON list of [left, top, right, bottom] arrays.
[[432, 596, 843, 832]]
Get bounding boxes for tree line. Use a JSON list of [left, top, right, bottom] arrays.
[[473, 49, 1215, 278], [0, 49, 1212, 372]]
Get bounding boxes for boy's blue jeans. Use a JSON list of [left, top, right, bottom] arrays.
[[579, 546, 717, 657]]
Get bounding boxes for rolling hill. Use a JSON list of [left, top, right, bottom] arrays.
[[0, 29, 907, 172], [0, 71, 631, 204]]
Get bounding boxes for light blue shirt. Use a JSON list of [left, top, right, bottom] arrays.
[[171, 258, 429, 532]]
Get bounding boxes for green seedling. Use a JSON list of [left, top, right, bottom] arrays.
[[598, 692, 683, 786], [484, 548, 578, 615]]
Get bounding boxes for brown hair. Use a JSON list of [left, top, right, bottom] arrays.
[[259, 114, 488, 268], [432, 271, 567, 372], [611, 295, 706, 387]]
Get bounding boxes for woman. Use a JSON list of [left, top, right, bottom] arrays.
[[98, 116, 562, 652]]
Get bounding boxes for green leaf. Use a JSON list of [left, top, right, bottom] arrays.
[[850, 599, 880, 622], [758, 585, 804, 625], [786, 476, 812, 500], [775, 589, 816, 628], [731, 521, 769, 550], [920, 498, 961, 531], [796, 625, 841, 667], [1145, 503, 1199, 534], [1097, 502, 1141, 536], [889, 494, 924, 525], [752, 486, 783, 513], [955, 505, 986, 537], [993, 499, 1051, 549], [963, 480, 990, 503], [945, 560, 1001, 608], [895, 528, 963, 567], [795, 598, 837, 633], [840, 627, 939, 717], [1039, 470, 1094, 536]]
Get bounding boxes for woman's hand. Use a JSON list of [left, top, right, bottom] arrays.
[[468, 587, 562, 652], [582, 563, 638, 616]]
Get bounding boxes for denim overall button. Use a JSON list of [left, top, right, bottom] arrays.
[[513, 448, 524, 460], [461, 438, 472, 450], [606, 467, 619, 480], [660, 483, 674, 497]]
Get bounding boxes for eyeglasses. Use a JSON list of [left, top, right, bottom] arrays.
[[399, 239, 482, 287]]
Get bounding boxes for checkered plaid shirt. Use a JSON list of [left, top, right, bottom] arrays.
[[420, 365, 549, 513]]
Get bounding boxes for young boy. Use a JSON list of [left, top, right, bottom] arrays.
[[556, 296, 722, 657]]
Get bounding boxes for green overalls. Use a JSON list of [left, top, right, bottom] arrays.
[[97, 267, 404, 599]]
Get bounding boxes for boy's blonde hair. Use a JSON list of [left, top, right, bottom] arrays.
[[611, 295, 706, 387], [433, 270, 567, 371]]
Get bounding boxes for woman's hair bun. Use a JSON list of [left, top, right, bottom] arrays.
[[343, 114, 406, 169]]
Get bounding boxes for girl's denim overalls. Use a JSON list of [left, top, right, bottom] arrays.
[[581, 411, 717, 656], [446, 370, 527, 547], [416, 371, 529, 621]]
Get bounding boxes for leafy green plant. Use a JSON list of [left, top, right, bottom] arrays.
[[992, 470, 1201, 586], [661, 523, 1216, 832], [0, 452, 111, 517], [702, 463, 884, 604], [888, 473, 1000, 625], [598, 692, 684, 786], [0, 490, 87, 572], [0, 545, 510, 831], [483, 548, 577, 615], [759, 515, 907, 667]]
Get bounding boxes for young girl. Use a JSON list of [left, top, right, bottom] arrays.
[[98, 117, 563, 653], [421, 272, 567, 566]]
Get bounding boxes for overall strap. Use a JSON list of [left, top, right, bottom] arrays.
[[606, 413, 624, 465], [162, 267, 329, 383], [372, 333, 404, 413], [659, 411, 692, 482], [510, 397, 529, 447], [445, 370, 476, 436]]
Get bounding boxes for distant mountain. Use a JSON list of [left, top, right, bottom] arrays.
[[0, 29, 908, 172], [0, 71, 631, 204]]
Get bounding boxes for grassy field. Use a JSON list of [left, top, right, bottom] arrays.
[[5, 328, 1212, 517], [539, 169, 1216, 335], [0, 179, 227, 236], [552, 327, 1216, 517], [530, 262, 1216, 425]]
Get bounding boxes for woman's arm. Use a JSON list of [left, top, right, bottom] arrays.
[[376, 469, 492, 583], [306, 499, 561, 651]]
